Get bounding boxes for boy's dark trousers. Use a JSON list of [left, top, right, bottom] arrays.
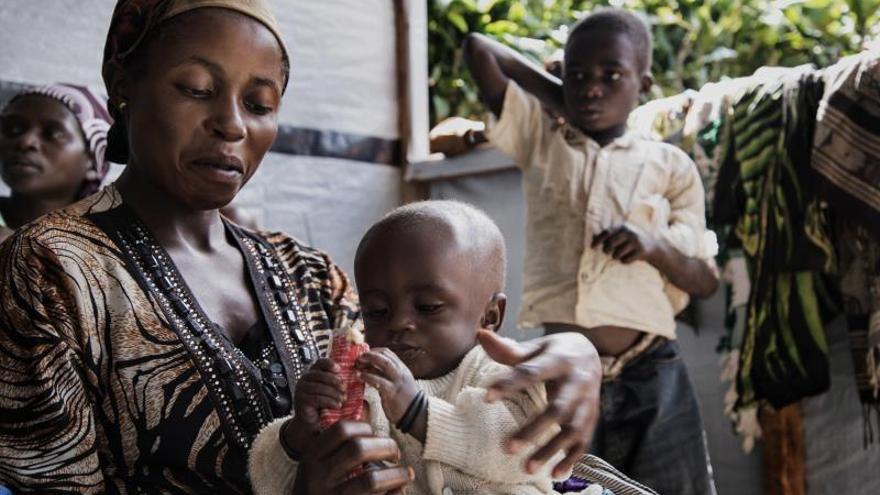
[[590, 339, 718, 495]]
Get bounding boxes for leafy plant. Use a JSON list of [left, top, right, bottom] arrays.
[[429, 0, 880, 126]]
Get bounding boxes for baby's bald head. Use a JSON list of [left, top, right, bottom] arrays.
[[355, 201, 508, 378], [356, 200, 507, 298]]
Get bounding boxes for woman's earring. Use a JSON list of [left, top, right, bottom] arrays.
[[118, 101, 128, 113]]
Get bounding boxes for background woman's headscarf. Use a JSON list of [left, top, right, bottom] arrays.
[[101, 0, 290, 164], [5, 83, 113, 199]]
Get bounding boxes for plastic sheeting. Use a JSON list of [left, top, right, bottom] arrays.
[[273, 0, 399, 139], [0, 1, 112, 89], [0, 0, 400, 140], [230, 152, 400, 275]]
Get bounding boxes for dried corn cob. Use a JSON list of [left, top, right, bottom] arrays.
[[319, 324, 369, 429]]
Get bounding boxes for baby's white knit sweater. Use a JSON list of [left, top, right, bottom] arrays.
[[247, 344, 570, 495], [364, 344, 563, 495]]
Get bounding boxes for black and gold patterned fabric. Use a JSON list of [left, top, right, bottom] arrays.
[[0, 185, 357, 493]]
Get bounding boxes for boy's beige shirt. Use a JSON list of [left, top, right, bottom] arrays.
[[488, 82, 717, 339]]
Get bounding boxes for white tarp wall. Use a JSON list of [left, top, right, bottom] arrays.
[[0, 0, 410, 274]]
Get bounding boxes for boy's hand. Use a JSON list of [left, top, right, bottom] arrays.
[[592, 225, 658, 264], [356, 348, 420, 424], [294, 358, 347, 432], [594, 225, 720, 298]]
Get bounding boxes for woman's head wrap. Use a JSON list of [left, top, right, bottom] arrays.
[[101, 0, 290, 163], [5, 83, 113, 198]]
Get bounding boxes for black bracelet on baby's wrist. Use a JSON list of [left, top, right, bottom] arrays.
[[396, 390, 428, 434]]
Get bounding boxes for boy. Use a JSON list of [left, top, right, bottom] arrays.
[[296, 201, 593, 494], [463, 8, 719, 495]]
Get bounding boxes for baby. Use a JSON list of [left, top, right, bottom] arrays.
[[295, 200, 576, 494]]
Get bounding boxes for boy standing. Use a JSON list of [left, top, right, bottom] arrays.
[[464, 9, 718, 495]]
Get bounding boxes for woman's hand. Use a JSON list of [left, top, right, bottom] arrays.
[[477, 329, 601, 478], [292, 420, 413, 495], [355, 348, 420, 423]]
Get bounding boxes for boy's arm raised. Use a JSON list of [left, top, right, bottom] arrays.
[[462, 33, 564, 118]]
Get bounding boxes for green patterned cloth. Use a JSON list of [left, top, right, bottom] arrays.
[[712, 66, 840, 413], [627, 57, 880, 448], [627, 67, 854, 448]]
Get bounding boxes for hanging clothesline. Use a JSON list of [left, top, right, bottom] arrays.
[[627, 50, 880, 450]]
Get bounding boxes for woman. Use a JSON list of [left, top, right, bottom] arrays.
[[0, 83, 112, 241], [0, 1, 601, 493]]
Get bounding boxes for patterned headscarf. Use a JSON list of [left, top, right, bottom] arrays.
[[6, 84, 113, 199], [102, 0, 289, 106]]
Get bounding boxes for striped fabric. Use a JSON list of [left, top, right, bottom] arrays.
[[812, 51, 880, 231], [571, 455, 658, 495], [815, 52, 880, 432], [712, 65, 840, 416]]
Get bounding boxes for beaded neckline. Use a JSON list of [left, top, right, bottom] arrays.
[[89, 204, 318, 450]]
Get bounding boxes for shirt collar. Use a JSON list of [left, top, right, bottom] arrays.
[[560, 122, 635, 150]]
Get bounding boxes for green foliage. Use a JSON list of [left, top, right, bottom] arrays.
[[428, 0, 880, 125]]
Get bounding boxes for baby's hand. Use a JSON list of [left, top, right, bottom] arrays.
[[293, 358, 346, 431], [356, 348, 420, 424], [592, 225, 658, 264]]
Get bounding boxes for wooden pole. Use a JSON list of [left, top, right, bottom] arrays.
[[760, 403, 806, 495], [393, 0, 429, 204]]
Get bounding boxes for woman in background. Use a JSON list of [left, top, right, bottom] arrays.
[[0, 83, 112, 241]]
